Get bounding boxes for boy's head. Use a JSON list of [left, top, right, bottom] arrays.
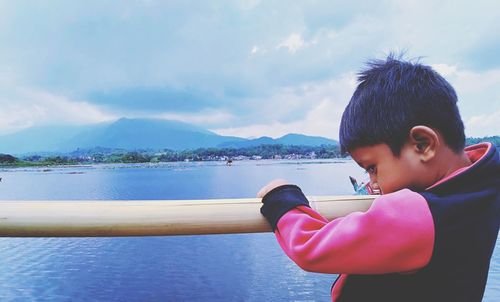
[[340, 54, 465, 156], [340, 55, 468, 194]]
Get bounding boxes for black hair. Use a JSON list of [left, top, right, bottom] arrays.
[[339, 54, 465, 156]]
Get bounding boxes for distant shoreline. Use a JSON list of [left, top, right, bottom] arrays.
[[0, 144, 345, 168], [0, 158, 352, 171]]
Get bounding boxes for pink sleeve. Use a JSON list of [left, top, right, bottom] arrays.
[[274, 189, 435, 274]]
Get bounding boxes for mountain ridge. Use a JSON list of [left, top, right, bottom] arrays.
[[0, 118, 338, 155]]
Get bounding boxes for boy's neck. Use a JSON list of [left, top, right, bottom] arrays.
[[436, 148, 472, 181]]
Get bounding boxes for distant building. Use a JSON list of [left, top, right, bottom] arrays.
[[234, 156, 249, 161]]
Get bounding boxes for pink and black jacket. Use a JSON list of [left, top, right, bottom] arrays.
[[260, 143, 500, 301]]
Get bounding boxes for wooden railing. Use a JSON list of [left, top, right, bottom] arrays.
[[0, 195, 375, 237]]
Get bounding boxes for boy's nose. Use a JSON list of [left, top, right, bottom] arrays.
[[369, 180, 381, 195]]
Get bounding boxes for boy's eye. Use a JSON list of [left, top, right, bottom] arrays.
[[365, 165, 376, 174]]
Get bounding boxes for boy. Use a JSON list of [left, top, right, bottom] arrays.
[[258, 55, 499, 301]]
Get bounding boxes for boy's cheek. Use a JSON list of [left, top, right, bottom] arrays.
[[377, 176, 401, 194]]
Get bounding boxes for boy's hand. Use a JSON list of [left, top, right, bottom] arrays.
[[258, 179, 310, 231], [257, 178, 291, 198]]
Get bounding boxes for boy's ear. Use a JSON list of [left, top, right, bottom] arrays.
[[409, 126, 439, 162]]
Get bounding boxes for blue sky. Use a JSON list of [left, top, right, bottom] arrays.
[[0, 0, 499, 139]]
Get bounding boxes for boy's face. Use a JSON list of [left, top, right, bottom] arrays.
[[350, 143, 429, 194]]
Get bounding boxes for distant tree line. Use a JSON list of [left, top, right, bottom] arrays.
[[0, 144, 341, 166], [465, 136, 500, 147], [157, 144, 342, 162]]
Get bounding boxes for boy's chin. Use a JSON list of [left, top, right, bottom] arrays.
[[405, 184, 427, 192], [382, 184, 425, 194]]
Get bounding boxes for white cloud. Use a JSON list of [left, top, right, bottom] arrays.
[[251, 45, 259, 54], [212, 98, 344, 139], [431, 64, 458, 77], [155, 109, 235, 126], [236, 0, 262, 10], [430, 63, 500, 136], [276, 33, 305, 54], [465, 110, 500, 137], [450, 68, 500, 94], [211, 122, 289, 138], [212, 72, 357, 139], [0, 85, 117, 135]]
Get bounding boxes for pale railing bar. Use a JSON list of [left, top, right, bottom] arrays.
[[0, 195, 375, 237]]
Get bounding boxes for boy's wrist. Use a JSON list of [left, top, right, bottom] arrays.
[[260, 184, 310, 230]]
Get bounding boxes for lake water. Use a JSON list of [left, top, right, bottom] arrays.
[[0, 160, 498, 301]]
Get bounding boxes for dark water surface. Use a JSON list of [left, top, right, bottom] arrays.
[[0, 160, 498, 301]]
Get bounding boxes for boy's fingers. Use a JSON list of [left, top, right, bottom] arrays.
[[257, 179, 290, 198], [256, 188, 266, 198]]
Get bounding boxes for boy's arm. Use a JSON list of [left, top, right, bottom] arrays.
[[260, 184, 435, 275]]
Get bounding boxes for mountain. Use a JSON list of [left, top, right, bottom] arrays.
[[0, 118, 336, 154], [217, 136, 276, 148], [217, 133, 337, 148], [0, 124, 105, 154], [276, 133, 337, 146], [63, 118, 244, 151]]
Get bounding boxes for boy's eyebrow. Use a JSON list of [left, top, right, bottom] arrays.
[[356, 158, 375, 170]]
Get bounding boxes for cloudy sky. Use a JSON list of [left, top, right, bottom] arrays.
[[0, 0, 499, 139]]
